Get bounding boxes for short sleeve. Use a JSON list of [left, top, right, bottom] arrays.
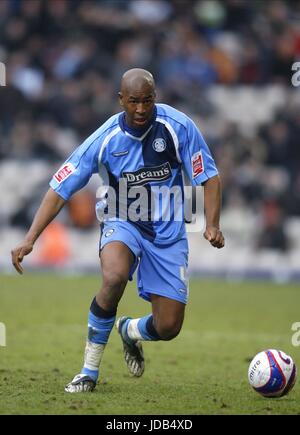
[[49, 137, 100, 200], [179, 119, 218, 186]]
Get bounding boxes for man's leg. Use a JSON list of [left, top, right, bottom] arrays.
[[150, 294, 185, 340], [120, 294, 185, 341], [117, 295, 185, 376], [65, 241, 134, 393], [116, 233, 188, 377]]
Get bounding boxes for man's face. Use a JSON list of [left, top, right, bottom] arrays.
[[119, 84, 156, 129]]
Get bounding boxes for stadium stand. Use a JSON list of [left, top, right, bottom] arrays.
[[1, 0, 300, 279]]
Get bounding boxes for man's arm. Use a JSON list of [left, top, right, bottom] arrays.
[[11, 188, 66, 274], [203, 175, 225, 249]]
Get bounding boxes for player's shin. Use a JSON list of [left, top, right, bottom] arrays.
[[81, 297, 116, 381]]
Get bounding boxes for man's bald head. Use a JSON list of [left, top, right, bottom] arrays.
[[119, 69, 156, 129], [120, 68, 155, 94]]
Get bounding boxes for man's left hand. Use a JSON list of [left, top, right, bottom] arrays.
[[203, 226, 225, 249]]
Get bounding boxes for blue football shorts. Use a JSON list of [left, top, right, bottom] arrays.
[[99, 220, 189, 304]]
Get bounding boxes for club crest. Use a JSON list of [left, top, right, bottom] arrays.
[[152, 138, 166, 152]]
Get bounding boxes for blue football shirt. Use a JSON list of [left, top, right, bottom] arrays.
[[50, 103, 219, 244]]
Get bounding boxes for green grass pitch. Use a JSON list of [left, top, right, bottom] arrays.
[[0, 274, 299, 415]]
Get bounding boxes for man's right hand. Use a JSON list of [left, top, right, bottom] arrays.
[[11, 241, 34, 275], [10, 188, 67, 275]]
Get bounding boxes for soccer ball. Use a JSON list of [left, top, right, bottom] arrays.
[[248, 349, 297, 398]]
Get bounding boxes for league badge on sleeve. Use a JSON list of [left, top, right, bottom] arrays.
[[191, 151, 204, 178], [54, 162, 76, 183]]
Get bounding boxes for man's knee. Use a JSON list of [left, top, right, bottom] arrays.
[[154, 319, 183, 341], [97, 270, 128, 311], [102, 270, 128, 291]]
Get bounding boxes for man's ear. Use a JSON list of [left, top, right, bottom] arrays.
[[118, 92, 123, 106]]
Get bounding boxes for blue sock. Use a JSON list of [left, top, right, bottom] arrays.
[[122, 314, 161, 342], [81, 298, 116, 381]]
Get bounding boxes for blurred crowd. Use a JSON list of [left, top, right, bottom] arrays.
[[1, 0, 300, 252]]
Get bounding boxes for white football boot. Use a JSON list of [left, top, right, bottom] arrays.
[[64, 374, 96, 393], [116, 316, 145, 377]]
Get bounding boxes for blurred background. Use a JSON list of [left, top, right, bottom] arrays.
[[0, 0, 300, 280]]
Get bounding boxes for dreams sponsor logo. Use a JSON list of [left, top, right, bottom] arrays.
[[122, 162, 172, 186]]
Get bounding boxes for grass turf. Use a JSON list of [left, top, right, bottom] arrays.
[[0, 274, 299, 415]]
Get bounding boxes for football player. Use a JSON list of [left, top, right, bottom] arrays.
[[11, 69, 225, 392]]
